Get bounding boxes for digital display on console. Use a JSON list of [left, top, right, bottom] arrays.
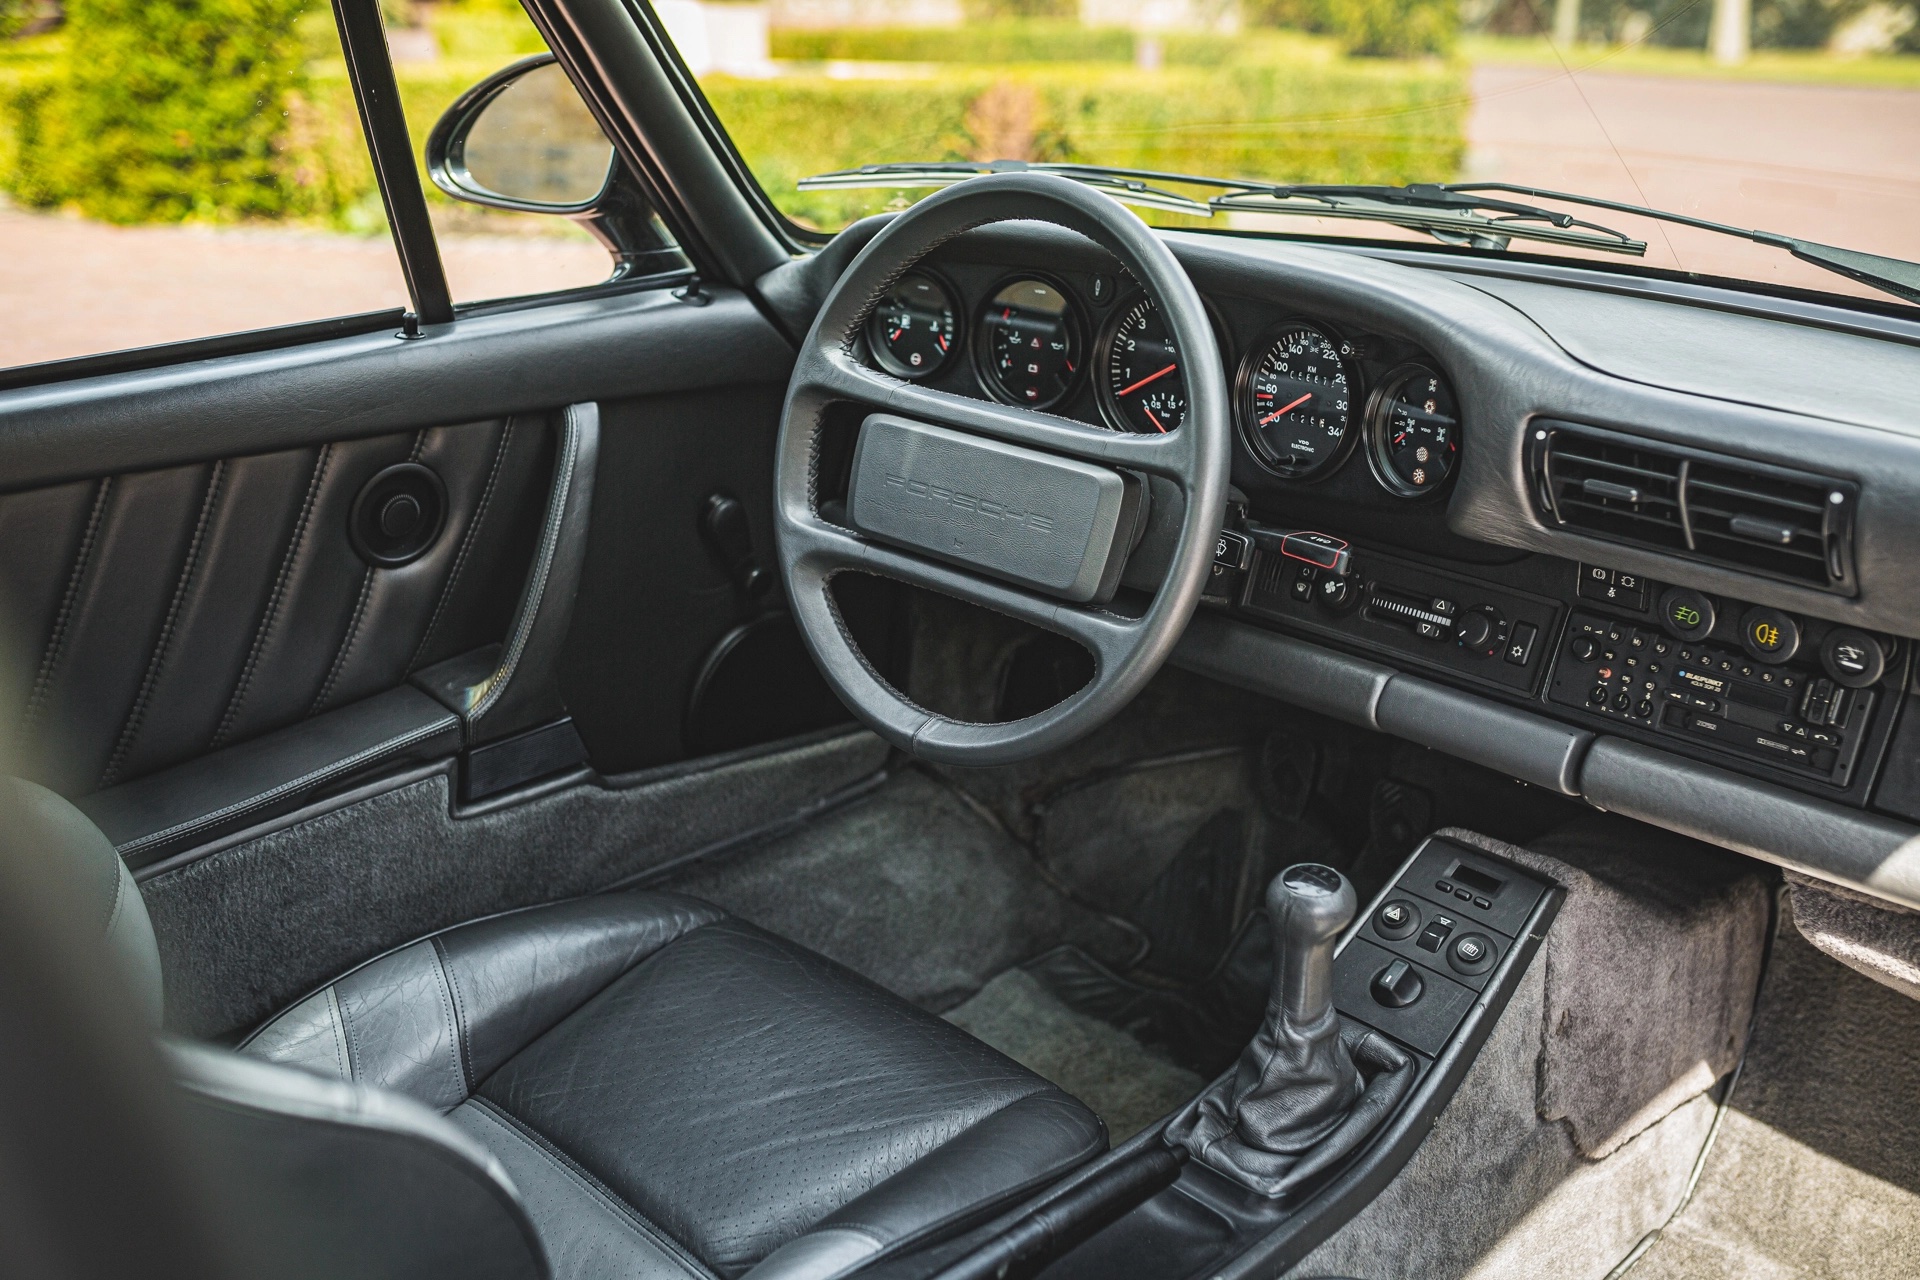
[[1449, 863, 1504, 897]]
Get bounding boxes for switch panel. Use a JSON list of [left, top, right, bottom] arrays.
[[1335, 837, 1553, 1056]]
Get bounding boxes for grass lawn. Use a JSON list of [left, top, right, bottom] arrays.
[[1464, 34, 1920, 88]]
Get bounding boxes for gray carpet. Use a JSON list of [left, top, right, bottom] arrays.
[[946, 968, 1204, 1141], [142, 729, 888, 1038], [663, 768, 1139, 1012], [1628, 927, 1920, 1280]]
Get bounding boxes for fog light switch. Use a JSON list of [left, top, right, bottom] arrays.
[[1371, 958, 1425, 1009]]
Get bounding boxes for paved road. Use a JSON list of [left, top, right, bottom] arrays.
[[3, 67, 1917, 371], [0, 207, 610, 370], [1465, 65, 1920, 298]]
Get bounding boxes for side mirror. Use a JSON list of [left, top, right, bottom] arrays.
[[427, 54, 615, 213]]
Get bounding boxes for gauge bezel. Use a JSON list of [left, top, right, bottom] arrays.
[[1233, 318, 1360, 481], [1095, 289, 1192, 435], [1364, 362, 1459, 501], [864, 268, 964, 381], [971, 272, 1086, 412]]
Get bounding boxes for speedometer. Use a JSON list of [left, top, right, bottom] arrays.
[[1096, 292, 1185, 433], [1236, 321, 1356, 479]]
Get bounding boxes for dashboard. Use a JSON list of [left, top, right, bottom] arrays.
[[850, 222, 1920, 912]]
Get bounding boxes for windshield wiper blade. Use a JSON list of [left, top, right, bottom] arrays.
[[1452, 182, 1920, 305], [1207, 182, 1647, 255], [798, 162, 1647, 256]]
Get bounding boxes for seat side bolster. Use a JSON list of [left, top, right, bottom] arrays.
[[813, 1089, 1107, 1261], [438, 892, 727, 1087], [166, 1040, 549, 1280], [242, 890, 727, 1108]]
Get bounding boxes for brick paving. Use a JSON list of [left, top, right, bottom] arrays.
[[0, 207, 611, 370]]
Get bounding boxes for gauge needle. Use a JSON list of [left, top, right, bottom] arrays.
[[1142, 405, 1167, 433], [1117, 364, 1177, 397], [1260, 392, 1313, 424]]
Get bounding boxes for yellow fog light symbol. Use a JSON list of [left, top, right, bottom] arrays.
[[1752, 620, 1781, 649]]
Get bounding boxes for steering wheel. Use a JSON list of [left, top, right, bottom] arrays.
[[773, 172, 1230, 765]]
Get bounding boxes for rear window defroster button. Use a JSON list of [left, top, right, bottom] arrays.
[[1449, 933, 1497, 977]]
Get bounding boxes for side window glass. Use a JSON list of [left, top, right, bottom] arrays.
[[0, 0, 411, 371]]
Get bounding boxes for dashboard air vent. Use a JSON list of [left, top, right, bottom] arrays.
[[1528, 422, 1856, 593]]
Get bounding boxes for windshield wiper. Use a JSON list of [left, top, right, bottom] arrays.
[[1452, 182, 1920, 306], [797, 161, 1647, 257], [799, 162, 1920, 305]]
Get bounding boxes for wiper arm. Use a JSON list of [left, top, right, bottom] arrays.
[[1452, 182, 1920, 306], [798, 162, 1647, 256], [1207, 182, 1647, 255]]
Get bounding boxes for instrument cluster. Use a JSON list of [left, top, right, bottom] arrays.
[[860, 264, 1460, 502]]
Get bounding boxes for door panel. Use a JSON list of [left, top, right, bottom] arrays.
[[0, 418, 549, 797]]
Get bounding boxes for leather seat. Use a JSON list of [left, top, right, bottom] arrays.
[[14, 777, 1106, 1280]]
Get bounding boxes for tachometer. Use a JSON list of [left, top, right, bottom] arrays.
[[1236, 321, 1355, 479], [1096, 292, 1184, 433], [867, 271, 959, 379], [975, 277, 1082, 409], [1366, 363, 1459, 498]]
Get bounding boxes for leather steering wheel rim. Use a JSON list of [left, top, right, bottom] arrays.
[[773, 172, 1230, 765]]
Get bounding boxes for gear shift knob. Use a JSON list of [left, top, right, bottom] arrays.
[[1268, 863, 1357, 1028]]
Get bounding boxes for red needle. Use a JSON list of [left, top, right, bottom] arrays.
[[1116, 363, 1177, 397], [1260, 392, 1313, 423], [1142, 404, 1167, 433]]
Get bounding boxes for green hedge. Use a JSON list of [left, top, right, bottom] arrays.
[[770, 20, 1137, 63], [14, 0, 311, 222], [706, 57, 1467, 230], [1, 13, 1465, 233]]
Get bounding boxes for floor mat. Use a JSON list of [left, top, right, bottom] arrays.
[[661, 768, 1137, 1011], [1628, 927, 1920, 1279], [946, 968, 1204, 1141]]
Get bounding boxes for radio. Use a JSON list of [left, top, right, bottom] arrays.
[[1548, 609, 1875, 786]]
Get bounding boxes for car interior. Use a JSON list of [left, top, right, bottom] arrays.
[[2, 2, 1919, 1278]]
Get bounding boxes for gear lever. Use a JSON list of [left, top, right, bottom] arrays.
[[1269, 862, 1356, 1032], [1168, 862, 1413, 1196]]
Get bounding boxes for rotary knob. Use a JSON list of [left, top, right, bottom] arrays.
[[1456, 607, 1502, 656]]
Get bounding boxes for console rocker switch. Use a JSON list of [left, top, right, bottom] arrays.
[[1371, 958, 1424, 1009]]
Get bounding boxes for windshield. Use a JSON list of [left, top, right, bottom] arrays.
[[658, 4, 1920, 306]]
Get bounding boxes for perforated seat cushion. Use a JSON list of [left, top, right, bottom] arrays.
[[242, 890, 1105, 1278]]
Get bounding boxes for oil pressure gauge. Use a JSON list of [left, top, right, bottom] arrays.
[[1366, 363, 1459, 498]]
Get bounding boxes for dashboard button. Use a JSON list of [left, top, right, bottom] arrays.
[[1374, 899, 1421, 940], [1449, 933, 1498, 977], [1821, 628, 1885, 689], [1741, 607, 1801, 663], [1659, 587, 1716, 642], [1506, 623, 1538, 666]]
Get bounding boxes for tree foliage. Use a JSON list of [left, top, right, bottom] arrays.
[[12, 0, 311, 221]]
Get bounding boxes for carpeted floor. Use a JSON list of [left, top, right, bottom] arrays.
[[662, 767, 1141, 1011], [945, 968, 1204, 1141], [1628, 927, 1920, 1280]]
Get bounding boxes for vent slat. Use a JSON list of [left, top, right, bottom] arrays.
[[1537, 426, 1848, 590]]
